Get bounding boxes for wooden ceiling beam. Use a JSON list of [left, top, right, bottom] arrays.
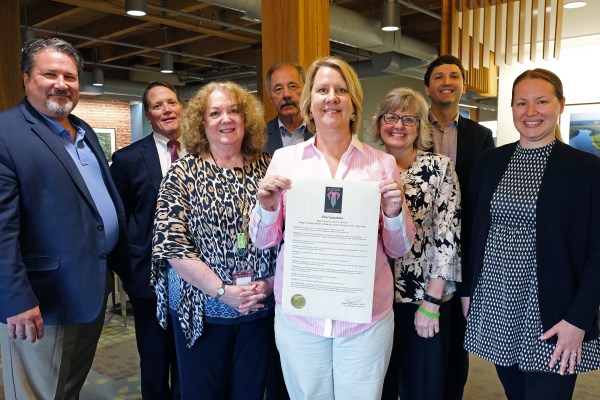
[[51, 0, 258, 43]]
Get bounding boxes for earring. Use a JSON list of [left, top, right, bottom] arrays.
[[350, 113, 356, 121]]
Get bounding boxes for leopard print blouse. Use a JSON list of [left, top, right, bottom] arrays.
[[151, 152, 279, 347]]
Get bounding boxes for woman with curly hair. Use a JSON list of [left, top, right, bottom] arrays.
[[151, 81, 278, 399]]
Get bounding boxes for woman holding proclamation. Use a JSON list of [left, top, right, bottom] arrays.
[[250, 56, 415, 399]]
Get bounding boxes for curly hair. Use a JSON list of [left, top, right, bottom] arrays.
[[182, 81, 266, 161], [300, 56, 363, 136], [370, 87, 433, 151]]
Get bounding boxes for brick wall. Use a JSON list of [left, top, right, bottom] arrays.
[[75, 98, 132, 152]]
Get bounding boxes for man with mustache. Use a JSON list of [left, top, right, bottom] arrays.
[[0, 38, 129, 399], [425, 55, 494, 400], [110, 81, 182, 399], [265, 62, 313, 155]]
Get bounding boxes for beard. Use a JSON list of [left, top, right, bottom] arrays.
[[46, 90, 75, 116]]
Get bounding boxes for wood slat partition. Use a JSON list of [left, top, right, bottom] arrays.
[[518, 0, 527, 62], [442, 0, 565, 97], [482, 0, 492, 67], [494, 0, 504, 65], [505, 0, 516, 64], [554, 0, 564, 59], [531, 0, 539, 61], [543, 0, 552, 60]]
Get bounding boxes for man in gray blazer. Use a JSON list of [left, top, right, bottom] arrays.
[[265, 62, 313, 155], [0, 38, 129, 399]]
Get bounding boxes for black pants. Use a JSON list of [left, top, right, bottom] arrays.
[[443, 294, 469, 400], [265, 338, 290, 400], [381, 301, 451, 400], [170, 309, 273, 400], [130, 295, 180, 400], [495, 364, 577, 400]]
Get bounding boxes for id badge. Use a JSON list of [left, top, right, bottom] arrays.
[[236, 233, 247, 257], [232, 271, 253, 286]]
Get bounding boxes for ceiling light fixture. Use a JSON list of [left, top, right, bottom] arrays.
[[21, 0, 36, 44], [381, 0, 401, 32], [92, 68, 104, 86], [160, 26, 174, 74], [564, 1, 587, 8], [160, 53, 174, 74], [21, 27, 36, 43], [125, 0, 147, 16]]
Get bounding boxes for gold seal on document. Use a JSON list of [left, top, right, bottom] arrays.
[[290, 294, 306, 309]]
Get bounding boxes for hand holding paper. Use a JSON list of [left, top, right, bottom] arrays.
[[379, 178, 403, 218], [257, 175, 292, 211]]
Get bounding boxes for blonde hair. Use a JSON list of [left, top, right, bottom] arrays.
[[511, 68, 565, 142], [370, 87, 433, 151], [300, 56, 363, 136], [182, 81, 266, 160]]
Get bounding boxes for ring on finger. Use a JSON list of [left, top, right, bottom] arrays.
[[428, 330, 434, 337], [570, 351, 577, 357]]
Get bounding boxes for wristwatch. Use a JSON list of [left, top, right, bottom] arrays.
[[215, 281, 226, 300]]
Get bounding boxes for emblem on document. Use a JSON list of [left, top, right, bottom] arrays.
[[324, 186, 343, 213]]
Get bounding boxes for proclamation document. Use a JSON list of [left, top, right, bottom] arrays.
[[281, 179, 380, 323]]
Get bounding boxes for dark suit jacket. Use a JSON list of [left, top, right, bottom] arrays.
[[110, 134, 163, 299], [437, 116, 494, 284], [265, 117, 314, 155], [455, 116, 495, 210], [466, 141, 600, 342], [0, 100, 129, 325]]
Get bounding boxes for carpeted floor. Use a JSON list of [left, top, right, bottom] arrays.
[[0, 300, 599, 399]]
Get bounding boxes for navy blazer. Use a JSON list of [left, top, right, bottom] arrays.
[[0, 100, 129, 325], [433, 116, 494, 279], [265, 117, 314, 155], [110, 134, 163, 299], [465, 141, 600, 342], [455, 116, 495, 211]]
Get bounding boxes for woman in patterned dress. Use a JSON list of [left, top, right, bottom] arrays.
[[463, 69, 600, 399], [150, 81, 279, 399], [373, 88, 462, 400]]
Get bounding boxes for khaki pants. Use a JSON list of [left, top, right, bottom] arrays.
[[0, 307, 105, 400]]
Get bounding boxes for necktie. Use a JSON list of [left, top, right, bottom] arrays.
[[167, 140, 179, 163]]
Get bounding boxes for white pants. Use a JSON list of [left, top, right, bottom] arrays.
[[275, 306, 394, 400]]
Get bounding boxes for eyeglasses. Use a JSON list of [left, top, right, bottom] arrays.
[[382, 114, 419, 127]]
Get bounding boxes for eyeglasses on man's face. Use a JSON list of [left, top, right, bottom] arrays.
[[381, 114, 419, 127]]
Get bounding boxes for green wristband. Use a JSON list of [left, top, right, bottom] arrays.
[[418, 305, 440, 319]]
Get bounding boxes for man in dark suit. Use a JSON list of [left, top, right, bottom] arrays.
[[424, 55, 495, 400], [110, 81, 182, 399], [265, 62, 313, 155], [0, 38, 129, 399]]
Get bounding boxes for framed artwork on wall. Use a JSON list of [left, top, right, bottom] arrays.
[[94, 128, 116, 162], [560, 103, 600, 157]]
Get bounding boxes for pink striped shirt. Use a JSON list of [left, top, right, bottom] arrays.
[[250, 136, 415, 337]]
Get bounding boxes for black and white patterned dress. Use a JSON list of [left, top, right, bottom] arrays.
[[464, 141, 600, 373]]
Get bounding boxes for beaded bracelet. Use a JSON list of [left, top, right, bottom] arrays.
[[418, 305, 440, 319], [422, 293, 442, 306]]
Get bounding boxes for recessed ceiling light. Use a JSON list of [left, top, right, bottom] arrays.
[[564, 1, 587, 9]]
